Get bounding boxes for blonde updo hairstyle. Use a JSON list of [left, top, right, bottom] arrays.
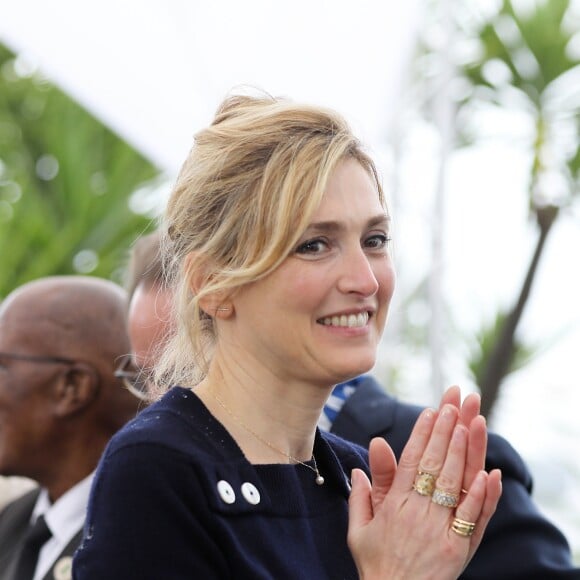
[[155, 92, 385, 392]]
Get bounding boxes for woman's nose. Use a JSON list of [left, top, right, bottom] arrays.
[[336, 247, 379, 296]]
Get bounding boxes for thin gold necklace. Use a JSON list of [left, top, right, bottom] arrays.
[[211, 391, 325, 486]]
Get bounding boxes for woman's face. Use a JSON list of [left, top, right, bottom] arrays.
[[227, 157, 395, 386]]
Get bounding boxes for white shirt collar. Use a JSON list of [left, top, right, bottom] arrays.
[[30, 472, 94, 580]]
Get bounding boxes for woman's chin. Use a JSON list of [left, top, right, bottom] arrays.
[[331, 360, 375, 385]]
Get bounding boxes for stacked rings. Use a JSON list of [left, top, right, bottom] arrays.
[[413, 471, 436, 496], [451, 517, 476, 537], [431, 488, 459, 508]]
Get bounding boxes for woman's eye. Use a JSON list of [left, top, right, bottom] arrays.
[[295, 238, 329, 255], [365, 233, 391, 250]]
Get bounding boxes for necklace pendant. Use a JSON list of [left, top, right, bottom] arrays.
[[315, 474, 325, 485]]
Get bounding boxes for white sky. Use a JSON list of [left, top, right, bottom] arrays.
[[0, 0, 422, 174]]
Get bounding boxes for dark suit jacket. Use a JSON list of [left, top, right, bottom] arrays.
[[331, 375, 580, 579], [0, 488, 82, 580]]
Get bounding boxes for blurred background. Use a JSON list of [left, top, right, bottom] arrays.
[[0, 0, 579, 562]]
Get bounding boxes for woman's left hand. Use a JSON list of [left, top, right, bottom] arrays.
[[347, 388, 502, 579]]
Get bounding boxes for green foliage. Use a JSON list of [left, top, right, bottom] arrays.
[[409, 0, 580, 415], [468, 310, 534, 383], [456, 0, 580, 405], [463, 0, 577, 101], [0, 43, 161, 298], [458, 0, 580, 202]]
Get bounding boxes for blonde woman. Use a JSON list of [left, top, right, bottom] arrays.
[[73, 94, 501, 579]]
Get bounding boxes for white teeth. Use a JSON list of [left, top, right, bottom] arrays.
[[321, 312, 369, 328]]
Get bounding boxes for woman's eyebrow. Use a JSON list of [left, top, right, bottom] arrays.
[[306, 214, 390, 234], [368, 214, 391, 229]]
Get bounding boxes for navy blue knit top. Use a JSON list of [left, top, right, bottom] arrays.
[[73, 387, 369, 579]]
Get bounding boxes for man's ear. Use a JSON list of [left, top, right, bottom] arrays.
[[185, 252, 234, 319], [53, 363, 100, 417]]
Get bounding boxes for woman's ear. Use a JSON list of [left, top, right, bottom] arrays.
[[197, 291, 234, 318], [185, 252, 234, 318], [211, 302, 234, 319], [184, 251, 205, 296]]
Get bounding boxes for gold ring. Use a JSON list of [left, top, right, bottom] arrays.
[[451, 517, 476, 537], [413, 471, 436, 496], [431, 488, 459, 508]]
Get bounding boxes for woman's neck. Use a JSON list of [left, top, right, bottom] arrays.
[[194, 362, 331, 464]]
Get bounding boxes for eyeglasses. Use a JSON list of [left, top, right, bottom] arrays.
[[0, 351, 77, 365], [114, 355, 150, 401]]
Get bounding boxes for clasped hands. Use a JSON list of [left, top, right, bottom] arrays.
[[347, 386, 502, 580]]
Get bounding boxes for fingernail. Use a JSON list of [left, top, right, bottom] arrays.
[[422, 408, 435, 422]]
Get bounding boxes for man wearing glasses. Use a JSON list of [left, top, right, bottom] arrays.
[[0, 276, 144, 580], [119, 230, 173, 401]]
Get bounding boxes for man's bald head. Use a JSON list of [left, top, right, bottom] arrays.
[[2, 276, 129, 367], [0, 276, 143, 500]]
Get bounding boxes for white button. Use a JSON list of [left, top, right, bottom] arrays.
[[217, 480, 236, 504], [241, 482, 261, 505]]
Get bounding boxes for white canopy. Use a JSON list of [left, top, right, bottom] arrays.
[[0, 0, 422, 175]]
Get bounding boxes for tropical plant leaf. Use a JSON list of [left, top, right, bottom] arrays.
[[0, 43, 161, 298]]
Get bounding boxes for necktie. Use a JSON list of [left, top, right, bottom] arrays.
[[13, 515, 52, 580]]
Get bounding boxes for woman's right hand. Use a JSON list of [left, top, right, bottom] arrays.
[[347, 390, 502, 579]]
